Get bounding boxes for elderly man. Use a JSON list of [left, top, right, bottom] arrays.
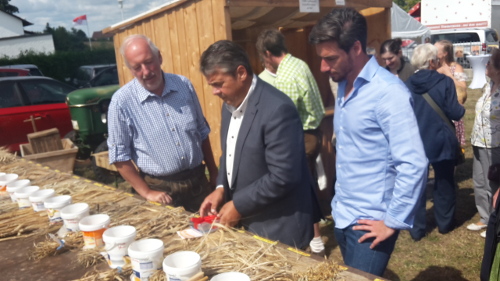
[[198, 40, 320, 249], [309, 8, 428, 276], [107, 34, 217, 212]]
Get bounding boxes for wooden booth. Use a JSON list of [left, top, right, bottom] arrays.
[[102, 0, 392, 210]]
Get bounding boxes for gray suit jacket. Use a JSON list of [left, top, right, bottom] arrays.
[[217, 78, 318, 249]]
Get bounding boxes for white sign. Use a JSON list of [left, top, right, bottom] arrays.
[[300, 0, 320, 13], [336, 0, 346, 6]]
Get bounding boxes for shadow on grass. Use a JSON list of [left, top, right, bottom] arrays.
[[411, 266, 469, 281]]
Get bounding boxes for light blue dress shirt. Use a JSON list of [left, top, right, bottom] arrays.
[[107, 73, 210, 176], [333, 56, 428, 230]]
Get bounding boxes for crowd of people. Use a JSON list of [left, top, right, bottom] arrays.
[[105, 6, 500, 279]]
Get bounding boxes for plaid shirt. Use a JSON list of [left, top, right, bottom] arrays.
[[274, 54, 324, 130], [107, 73, 210, 176]]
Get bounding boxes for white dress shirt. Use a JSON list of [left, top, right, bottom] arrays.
[[221, 75, 257, 189]]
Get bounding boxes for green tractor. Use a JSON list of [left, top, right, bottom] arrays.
[[65, 85, 120, 183]]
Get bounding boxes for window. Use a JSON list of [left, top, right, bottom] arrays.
[[19, 80, 75, 105], [486, 30, 498, 42], [0, 81, 24, 108], [90, 68, 119, 87]]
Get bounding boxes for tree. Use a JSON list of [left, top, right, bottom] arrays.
[[43, 25, 88, 52], [0, 0, 19, 14], [394, 0, 420, 12]]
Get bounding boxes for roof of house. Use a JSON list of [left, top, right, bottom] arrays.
[[0, 10, 33, 27]]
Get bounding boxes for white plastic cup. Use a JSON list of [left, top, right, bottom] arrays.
[[14, 186, 40, 209], [210, 272, 251, 281], [6, 179, 31, 202], [44, 195, 72, 223], [60, 202, 90, 232], [0, 173, 19, 193], [103, 225, 137, 268], [128, 239, 164, 281], [79, 214, 110, 249], [163, 251, 202, 281], [29, 189, 55, 212]]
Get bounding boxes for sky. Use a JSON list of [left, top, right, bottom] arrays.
[[10, 0, 176, 37]]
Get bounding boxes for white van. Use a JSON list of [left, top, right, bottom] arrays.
[[430, 28, 499, 67]]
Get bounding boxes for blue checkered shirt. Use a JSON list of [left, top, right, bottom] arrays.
[[107, 73, 210, 176]]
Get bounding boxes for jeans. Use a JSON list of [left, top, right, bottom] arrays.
[[334, 224, 399, 277]]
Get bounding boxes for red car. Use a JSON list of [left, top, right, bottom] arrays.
[[0, 76, 76, 152], [0, 68, 30, 77]]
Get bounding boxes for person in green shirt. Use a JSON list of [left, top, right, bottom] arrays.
[[256, 28, 326, 254]]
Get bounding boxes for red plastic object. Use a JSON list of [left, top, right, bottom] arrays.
[[190, 215, 218, 233]]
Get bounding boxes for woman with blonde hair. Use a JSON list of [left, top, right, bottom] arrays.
[[435, 40, 468, 148], [405, 43, 465, 241]]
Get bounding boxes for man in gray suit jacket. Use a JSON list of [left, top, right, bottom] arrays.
[[198, 40, 319, 249]]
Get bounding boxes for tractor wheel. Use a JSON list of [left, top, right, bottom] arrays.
[[91, 141, 121, 184], [64, 130, 91, 160]]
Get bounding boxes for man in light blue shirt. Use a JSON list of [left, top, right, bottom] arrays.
[[309, 8, 428, 276], [107, 35, 217, 212]]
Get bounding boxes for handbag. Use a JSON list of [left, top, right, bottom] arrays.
[[421, 92, 465, 165]]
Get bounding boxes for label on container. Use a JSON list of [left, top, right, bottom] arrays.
[[82, 228, 106, 248], [64, 218, 81, 232], [131, 257, 160, 281], [47, 208, 63, 223], [32, 201, 46, 212], [17, 198, 31, 209], [0, 185, 6, 192]]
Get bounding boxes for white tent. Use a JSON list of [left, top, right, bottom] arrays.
[[391, 2, 430, 39]]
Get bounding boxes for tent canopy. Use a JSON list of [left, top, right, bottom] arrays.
[[391, 2, 429, 39]]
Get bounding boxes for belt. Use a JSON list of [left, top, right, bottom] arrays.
[[142, 164, 205, 182]]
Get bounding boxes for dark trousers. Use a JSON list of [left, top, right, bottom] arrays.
[[481, 190, 500, 280], [410, 159, 456, 240], [142, 164, 212, 213]]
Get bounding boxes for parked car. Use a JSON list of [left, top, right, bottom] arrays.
[[0, 64, 44, 76], [72, 64, 117, 88], [0, 76, 76, 152], [66, 85, 120, 182], [430, 28, 499, 67], [0, 68, 30, 77], [86, 66, 119, 88]]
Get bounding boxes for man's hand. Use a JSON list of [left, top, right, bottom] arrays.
[[352, 219, 396, 249], [218, 201, 241, 227], [199, 188, 224, 217], [144, 190, 172, 205]]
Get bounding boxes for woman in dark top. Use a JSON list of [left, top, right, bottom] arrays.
[[380, 38, 415, 81], [405, 43, 465, 241]]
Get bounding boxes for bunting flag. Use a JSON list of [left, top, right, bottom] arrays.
[[73, 15, 87, 25]]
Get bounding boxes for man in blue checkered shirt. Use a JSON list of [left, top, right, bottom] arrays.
[[107, 35, 217, 212]]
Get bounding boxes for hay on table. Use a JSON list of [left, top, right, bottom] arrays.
[[0, 149, 343, 280]]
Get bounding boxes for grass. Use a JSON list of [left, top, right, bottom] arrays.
[[73, 85, 486, 281], [320, 86, 486, 281]]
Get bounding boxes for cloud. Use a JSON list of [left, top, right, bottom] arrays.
[[10, 0, 174, 36]]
